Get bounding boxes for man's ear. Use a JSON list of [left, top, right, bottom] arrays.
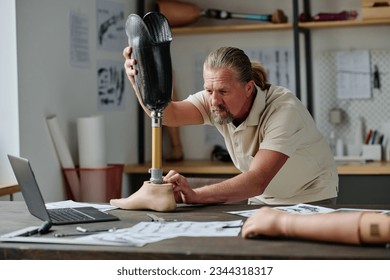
[[246, 80, 255, 97]]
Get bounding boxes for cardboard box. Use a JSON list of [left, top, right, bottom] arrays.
[[361, 0, 390, 20]]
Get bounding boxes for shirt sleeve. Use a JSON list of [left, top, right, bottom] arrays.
[[259, 105, 305, 157], [185, 91, 213, 125]]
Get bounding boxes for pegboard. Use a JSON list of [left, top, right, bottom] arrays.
[[315, 49, 390, 152]]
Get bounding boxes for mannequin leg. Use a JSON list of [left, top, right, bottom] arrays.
[[359, 212, 390, 244], [110, 181, 176, 212], [242, 207, 390, 245]]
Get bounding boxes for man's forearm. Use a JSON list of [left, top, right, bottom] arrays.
[[193, 172, 265, 204]]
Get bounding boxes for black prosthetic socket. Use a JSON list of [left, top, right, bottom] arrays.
[[126, 12, 173, 111]]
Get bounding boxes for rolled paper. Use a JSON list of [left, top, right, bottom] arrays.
[[46, 115, 76, 168], [77, 115, 107, 168], [46, 115, 80, 200]]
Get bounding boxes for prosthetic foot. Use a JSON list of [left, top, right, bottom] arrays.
[[110, 181, 176, 212]]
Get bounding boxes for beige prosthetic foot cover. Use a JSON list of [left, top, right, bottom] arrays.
[[157, 0, 201, 28], [242, 207, 390, 245], [359, 212, 390, 244], [110, 181, 176, 212], [283, 211, 363, 245]]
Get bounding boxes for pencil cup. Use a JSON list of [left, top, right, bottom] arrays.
[[63, 164, 124, 202], [362, 144, 382, 161]]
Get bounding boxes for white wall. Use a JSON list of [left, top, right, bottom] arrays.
[[1, 0, 138, 202], [0, 0, 19, 186]]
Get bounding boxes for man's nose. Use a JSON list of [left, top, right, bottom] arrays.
[[210, 92, 221, 106]]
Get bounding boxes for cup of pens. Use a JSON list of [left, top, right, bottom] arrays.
[[362, 144, 382, 161], [364, 129, 383, 161]]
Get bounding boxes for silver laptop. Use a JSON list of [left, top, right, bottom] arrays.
[[7, 155, 119, 225]]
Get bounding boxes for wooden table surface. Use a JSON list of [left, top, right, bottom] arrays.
[[0, 184, 20, 198], [1, 201, 390, 260]]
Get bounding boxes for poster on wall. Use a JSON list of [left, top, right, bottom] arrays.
[[244, 47, 295, 93], [336, 50, 371, 99], [69, 10, 90, 68], [97, 60, 126, 111], [96, 0, 126, 51]]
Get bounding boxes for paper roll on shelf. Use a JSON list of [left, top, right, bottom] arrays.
[[77, 115, 107, 168]]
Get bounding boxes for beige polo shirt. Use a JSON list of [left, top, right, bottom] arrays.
[[186, 85, 338, 205]]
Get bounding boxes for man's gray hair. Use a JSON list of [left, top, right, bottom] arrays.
[[204, 46, 269, 90]]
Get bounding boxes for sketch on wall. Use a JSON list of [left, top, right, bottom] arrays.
[[96, 0, 125, 51], [97, 60, 125, 111], [244, 47, 295, 93], [336, 50, 371, 99], [69, 10, 90, 68]]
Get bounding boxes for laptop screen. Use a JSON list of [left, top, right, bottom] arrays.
[[8, 155, 51, 222]]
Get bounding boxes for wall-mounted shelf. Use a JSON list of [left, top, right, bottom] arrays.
[[172, 19, 390, 35], [299, 18, 390, 29], [172, 23, 292, 35]]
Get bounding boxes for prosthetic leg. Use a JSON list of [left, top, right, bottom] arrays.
[[110, 12, 176, 211]]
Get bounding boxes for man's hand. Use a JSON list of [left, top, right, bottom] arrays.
[[164, 170, 197, 204], [123, 46, 137, 85], [123, 46, 151, 114]]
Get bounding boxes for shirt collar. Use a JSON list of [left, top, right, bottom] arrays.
[[245, 85, 266, 126]]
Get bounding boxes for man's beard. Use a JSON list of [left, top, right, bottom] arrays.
[[211, 105, 234, 125]]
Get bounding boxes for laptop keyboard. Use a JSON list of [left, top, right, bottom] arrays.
[[48, 208, 94, 223]]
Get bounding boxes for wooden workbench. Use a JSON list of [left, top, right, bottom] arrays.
[[1, 201, 390, 260], [336, 161, 390, 175], [124, 160, 390, 204], [0, 184, 20, 201]]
